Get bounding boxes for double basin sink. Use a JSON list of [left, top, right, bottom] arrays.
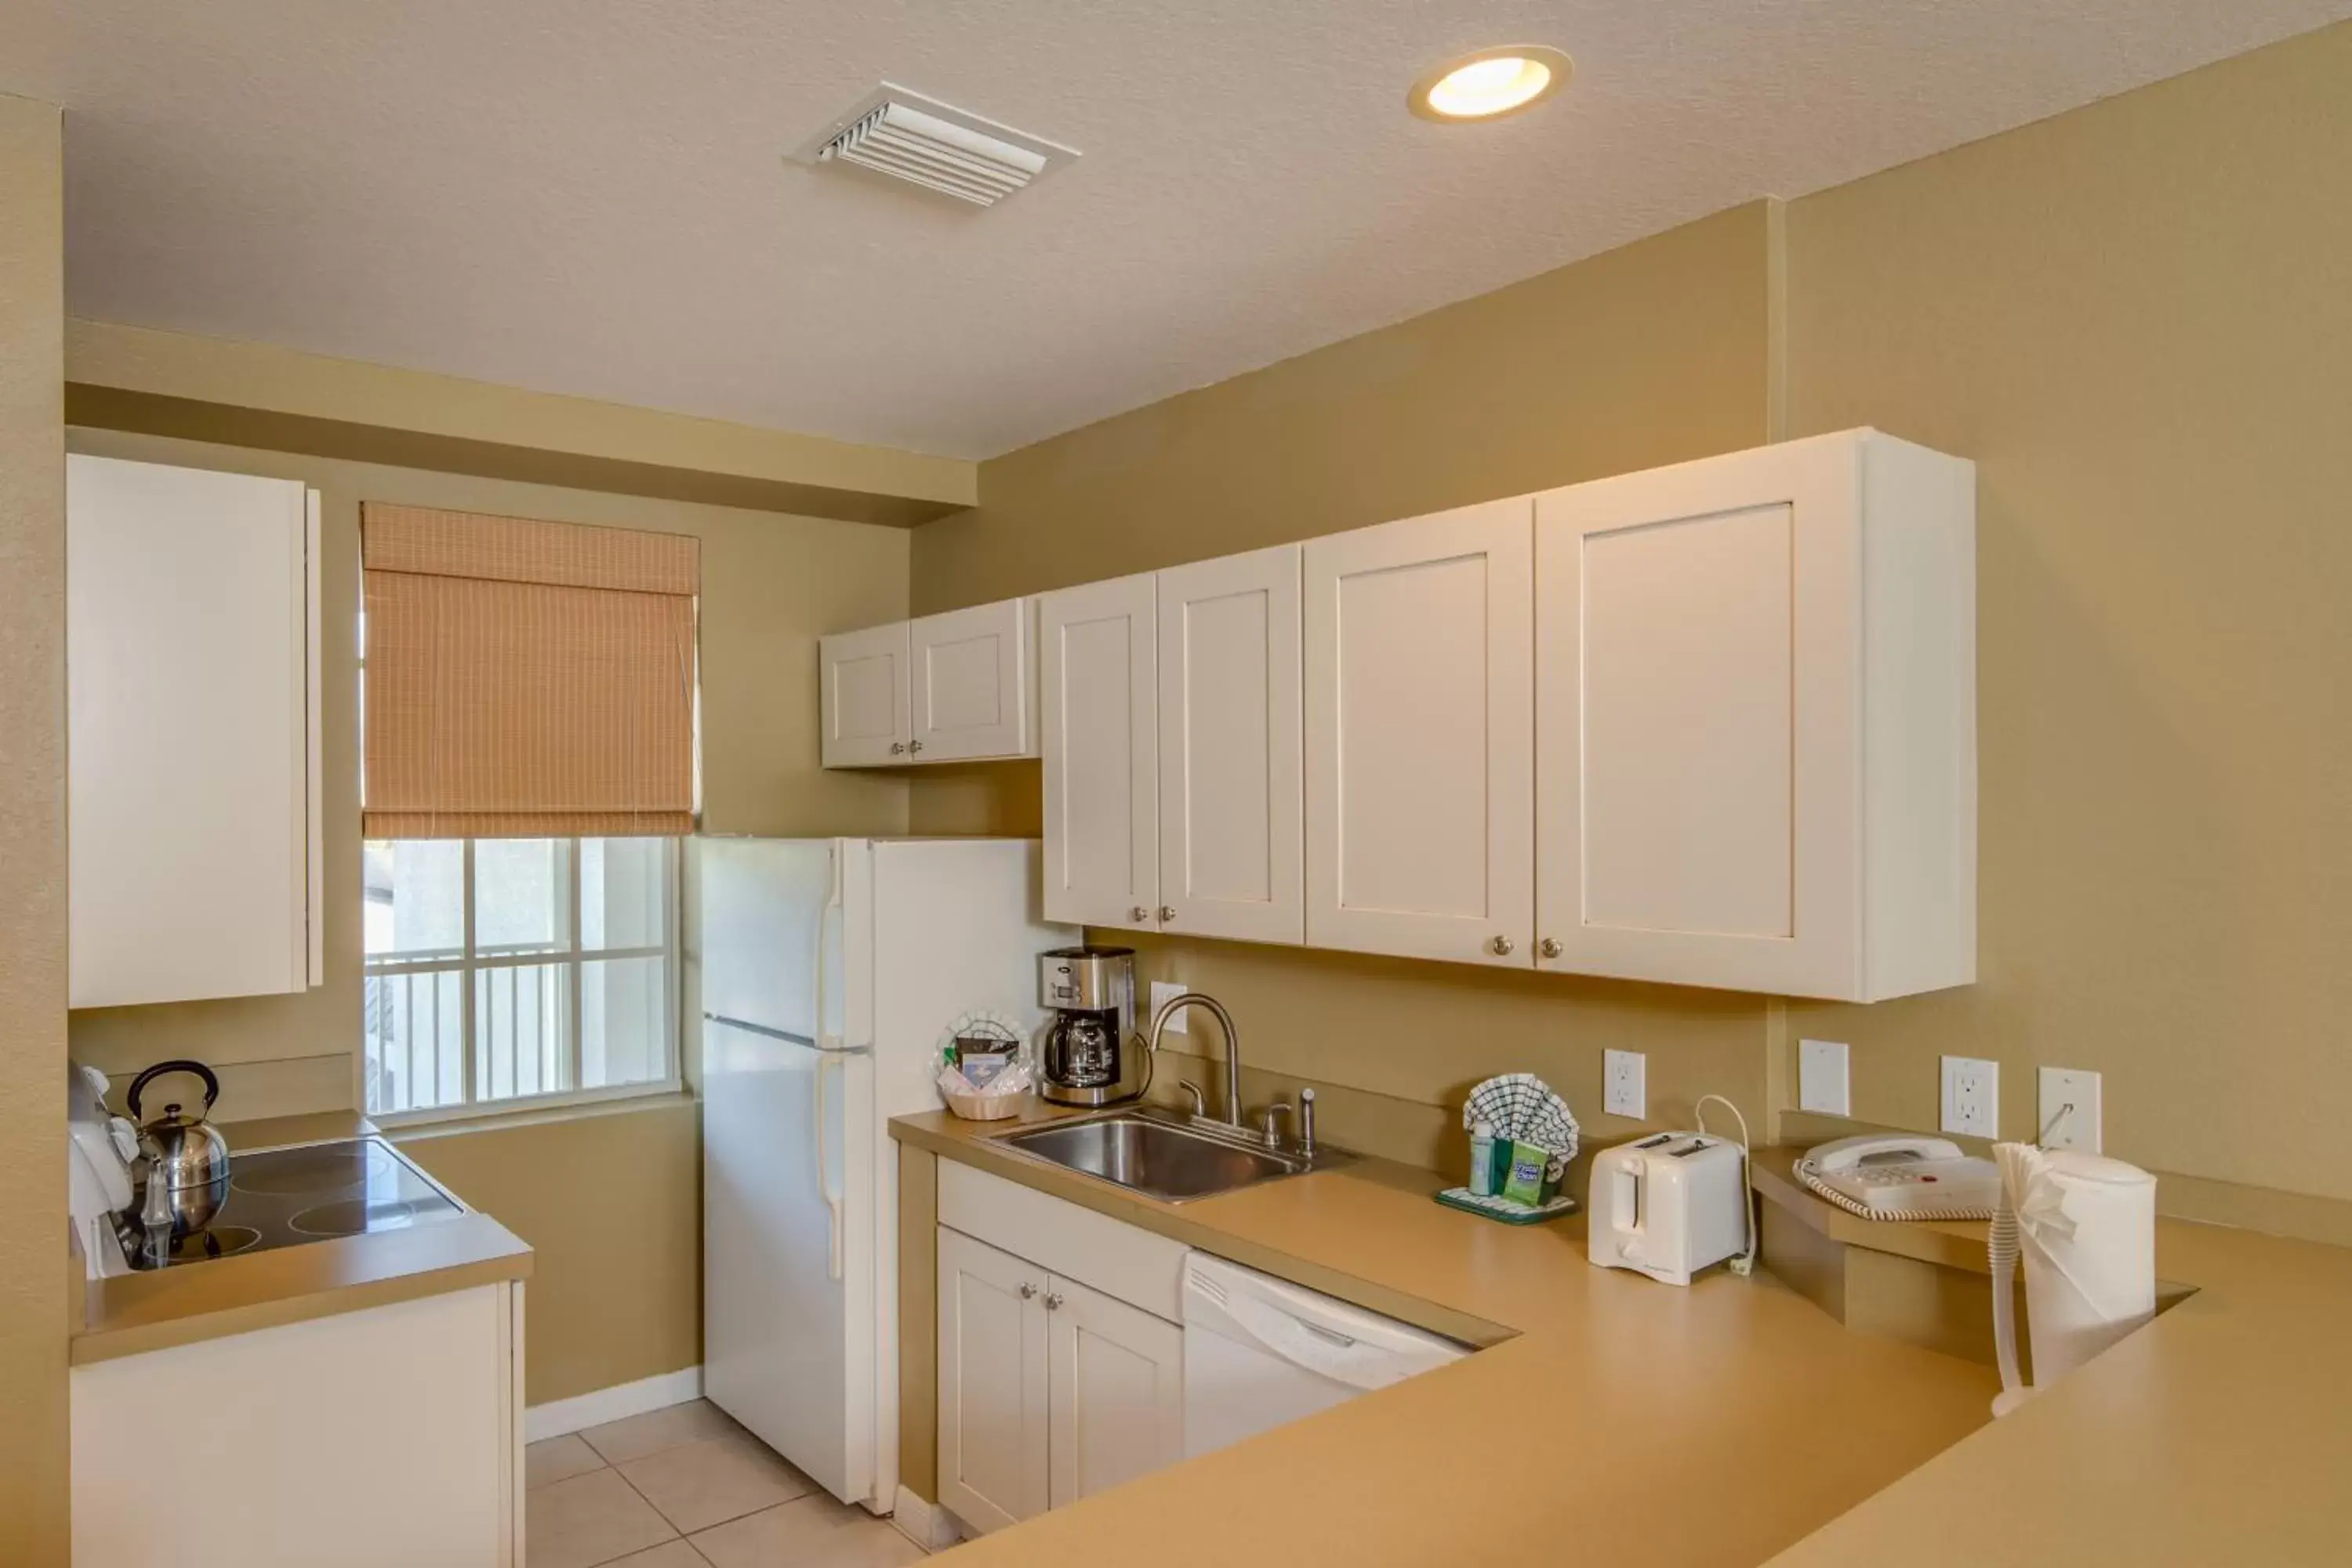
[[998, 1107, 1346, 1203]]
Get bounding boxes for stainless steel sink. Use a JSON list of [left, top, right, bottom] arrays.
[[998, 1109, 1344, 1203]]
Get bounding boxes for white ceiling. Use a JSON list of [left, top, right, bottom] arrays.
[[6, 2, 2347, 460]]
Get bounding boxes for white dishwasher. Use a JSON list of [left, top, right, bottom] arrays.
[[1181, 1252, 1469, 1458]]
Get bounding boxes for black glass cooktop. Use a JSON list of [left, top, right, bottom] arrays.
[[135, 1137, 463, 1269]]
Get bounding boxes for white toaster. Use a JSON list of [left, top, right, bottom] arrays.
[[1588, 1132, 1749, 1287]]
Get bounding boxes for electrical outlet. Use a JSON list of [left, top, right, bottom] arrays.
[[1603, 1049, 1646, 1120], [1940, 1055, 1999, 1139], [1149, 981, 1188, 1034], [1798, 1039, 1850, 1116], [2038, 1066, 2103, 1153]]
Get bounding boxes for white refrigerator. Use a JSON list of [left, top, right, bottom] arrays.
[[699, 837, 1073, 1515]]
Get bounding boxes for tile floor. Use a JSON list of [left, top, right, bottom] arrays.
[[526, 1400, 927, 1568]]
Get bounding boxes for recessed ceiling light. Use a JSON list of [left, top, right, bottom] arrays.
[[1409, 45, 1573, 122]]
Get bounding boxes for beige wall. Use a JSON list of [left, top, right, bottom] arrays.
[[1780, 21, 2352, 1203], [0, 91, 69, 1568], [397, 1098, 701, 1404], [914, 201, 1777, 612], [912, 204, 1783, 1161], [62, 421, 915, 1400]]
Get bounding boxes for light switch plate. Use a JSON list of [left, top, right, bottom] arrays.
[[1149, 980, 1188, 1035], [1798, 1039, 1851, 1116], [1940, 1055, 1999, 1139], [2038, 1066, 2103, 1153], [1604, 1049, 1646, 1120]]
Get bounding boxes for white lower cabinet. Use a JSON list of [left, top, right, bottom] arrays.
[[937, 1228, 1051, 1532], [936, 1163, 1186, 1534], [72, 1282, 525, 1567], [1045, 1271, 1185, 1508]]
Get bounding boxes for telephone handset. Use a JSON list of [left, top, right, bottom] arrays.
[[1795, 1133, 2002, 1220]]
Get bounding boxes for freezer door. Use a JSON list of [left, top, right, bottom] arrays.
[[702, 1018, 876, 1504], [698, 837, 836, 1041]]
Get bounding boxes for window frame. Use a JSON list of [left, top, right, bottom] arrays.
[[363, 836, 684, 1127]]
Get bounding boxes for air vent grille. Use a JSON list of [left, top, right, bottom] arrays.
[[797, 85, 1076, 208]]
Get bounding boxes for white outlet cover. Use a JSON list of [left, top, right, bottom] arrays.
[[1604, 1048, 1646, 1120], [1940, 1054, 1999, 1139], [1149, 980, 1188, 1034], [1798, 1038, 1850, 1116], [2038, 1066, 2103, 1153]]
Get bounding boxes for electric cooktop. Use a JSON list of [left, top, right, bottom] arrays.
[[136, 1137, 463, 1269]]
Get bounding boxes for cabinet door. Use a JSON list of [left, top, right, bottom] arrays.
[[911, 598, 1029, 761], [1156, 547, 1302, 944], [1044, 1272, 1184, 1510], [820, 622, 912, 767], [1039, 575, 1158, 930], [67, 455, 317, 1009], [1303, 499, 1534, 965], [1534, 437, 1860, 996], [937, 1229, 1049, 1534]]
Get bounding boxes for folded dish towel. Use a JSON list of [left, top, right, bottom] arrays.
[[1463, 1072, 1579, 1163]]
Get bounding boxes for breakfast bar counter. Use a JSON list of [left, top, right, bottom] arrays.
[[893, 1107, 2352, 1567]]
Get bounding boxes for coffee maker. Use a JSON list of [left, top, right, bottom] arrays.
[[1036, 946, 1143, 1107]]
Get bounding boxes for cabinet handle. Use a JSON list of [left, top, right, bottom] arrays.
[[1128, 906, 1149, 923], [1539, 937, 1563, 960], [1018, 1282, 1036, 1301], [1044, 1292, 1065, 1312], [1157, 906, 1176, 924], [889, 742, 906, 756], [909, 739, 924, 753], [1489, 935, 1516, 957]]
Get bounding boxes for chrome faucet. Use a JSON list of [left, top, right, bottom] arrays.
[[1148, 992, 1243, 1127]]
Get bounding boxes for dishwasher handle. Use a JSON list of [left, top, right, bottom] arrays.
[[1197, 1279, 1427, 1393]]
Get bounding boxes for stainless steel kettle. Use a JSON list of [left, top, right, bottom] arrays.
[[128, 1059, 232, 1253]]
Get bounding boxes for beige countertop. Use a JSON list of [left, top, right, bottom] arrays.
[[73, 1111, 532, 1365], [1756, 1149, 2352, 1566], [894, 1108, 2002, 1567], [897, 1108, 2352, 1566]]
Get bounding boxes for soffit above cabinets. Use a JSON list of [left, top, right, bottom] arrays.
[[8, 2, 2350, 459]]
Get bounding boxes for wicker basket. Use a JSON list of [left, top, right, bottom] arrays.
[[942, 1085, 1029, 1122]]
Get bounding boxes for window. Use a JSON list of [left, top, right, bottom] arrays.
[[362, 837, 679, 1120]]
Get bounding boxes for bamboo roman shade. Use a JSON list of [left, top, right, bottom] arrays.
[[361, 504, 699, 839]]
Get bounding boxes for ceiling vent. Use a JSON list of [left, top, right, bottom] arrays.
[[794, 84, 1077, 207]]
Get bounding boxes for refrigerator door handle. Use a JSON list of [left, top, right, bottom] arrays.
[[814, 1053, 844, 1279], [815, 840, 846, 1051]]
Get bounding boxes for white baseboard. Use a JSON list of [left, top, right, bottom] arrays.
[[524, 1366, 703, 1444], [889, 1486, 966, 1552]]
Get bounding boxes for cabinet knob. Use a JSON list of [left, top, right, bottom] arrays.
[[1044, 1292, 1065, 1312], [1539, 937, 1563, 960], [1018, 1282, 1036, 1301], [908, 739, 924, 754], [1489, 935, 1516, 957], [1128, 906, 1149, 923], [889, 742, 906, 755], [1157, 906, 1176, 924]]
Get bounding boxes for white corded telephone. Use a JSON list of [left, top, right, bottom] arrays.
[[1795, 1134, 2002, 1220]]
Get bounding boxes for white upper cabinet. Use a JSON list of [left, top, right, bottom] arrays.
[[68, 455, 322, 1010], [1534, 429, 1976, 1000], [819, 621, 913, 766], [912, 598, 1031, 761], [1039, 575, 1158, 930], [1156, 547, 1303, 945], [820, 597, 1035, 767], [1304, 499, 1534, 967]]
